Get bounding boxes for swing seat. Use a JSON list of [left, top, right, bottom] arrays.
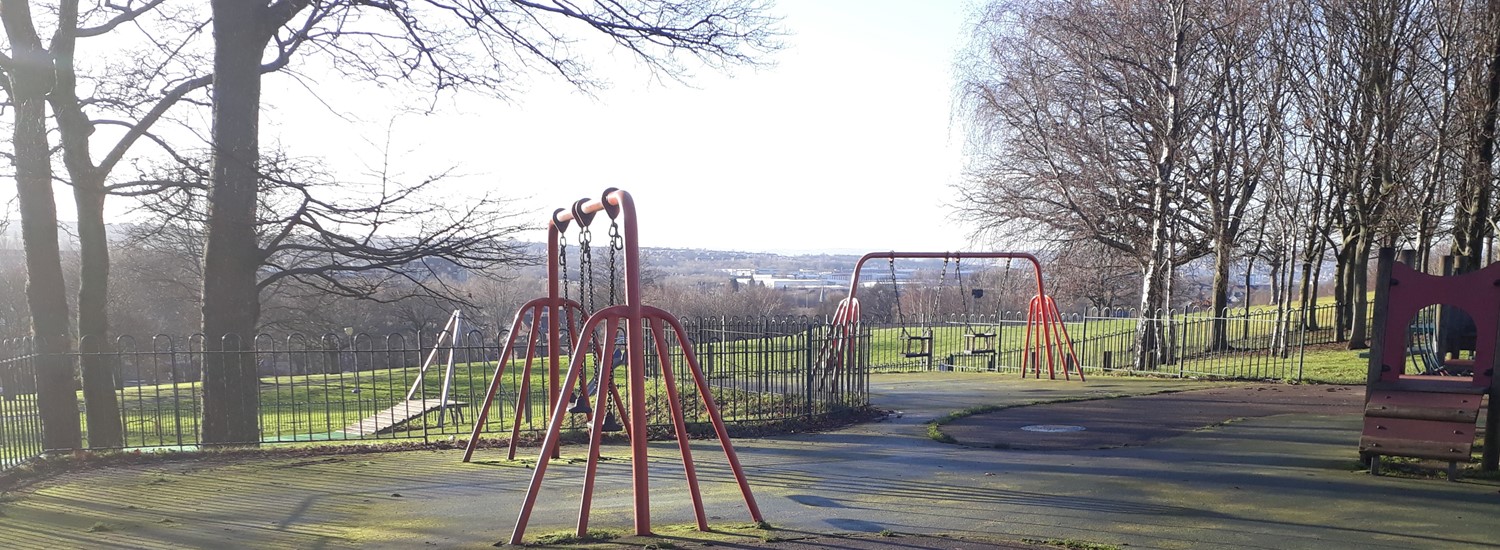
[[964, 332, 996, 354], [903, 334, 933, 358]]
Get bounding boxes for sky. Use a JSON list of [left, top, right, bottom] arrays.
[[6, 1, 982, 256]]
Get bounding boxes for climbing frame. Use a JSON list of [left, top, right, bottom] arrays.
[[1360, 247, 1500, 478]]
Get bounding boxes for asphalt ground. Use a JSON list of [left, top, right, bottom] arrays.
[[2, 372, 1498, 549]]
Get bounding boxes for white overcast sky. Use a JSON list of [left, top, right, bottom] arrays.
[[8, 1, 982, 256]]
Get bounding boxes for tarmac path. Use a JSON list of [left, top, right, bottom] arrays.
[[2, 373, 1498, 549]]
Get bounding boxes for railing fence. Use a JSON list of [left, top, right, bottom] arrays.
[[1, 305, 1347, 471]]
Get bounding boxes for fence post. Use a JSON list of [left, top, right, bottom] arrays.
[[805, 323, 816, 417], [1081, 309, 1091, 371], [1177, 309, 1186, 378]]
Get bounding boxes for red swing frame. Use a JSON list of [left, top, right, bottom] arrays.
[[818, 252, 1083, 385], [462, 188, 763, 543]]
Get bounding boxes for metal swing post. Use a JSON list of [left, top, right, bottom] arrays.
[[508, 188, 762, 544]]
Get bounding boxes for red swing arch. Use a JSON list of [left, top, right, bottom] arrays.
[[462, 188, 762, 543], [816, 251, 1084, 388]]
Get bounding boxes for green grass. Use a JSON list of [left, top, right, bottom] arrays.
[[0, 348, 821, 454], [532, 529, 621, 545], [1296, 346, 1369, 384]]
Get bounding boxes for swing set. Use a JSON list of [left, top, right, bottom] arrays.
[[460, 188, 762, 543], [819, 251, 1082, 387], [885, 255, 1005, 360]]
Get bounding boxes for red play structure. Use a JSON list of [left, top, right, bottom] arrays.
[[816, 251, 1083, 388], [1361, 247, 1500, 479], [462, 188, 762, 543]]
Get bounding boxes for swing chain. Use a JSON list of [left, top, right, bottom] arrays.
[[579, 224, 594, 315], [559, 233, 569, 305], [608, 221, 622, 304], [934, 256, 949, 326], [889, 256, 909, 338], [957, 257, 973, 334], [1001, 258, 1013, 317]]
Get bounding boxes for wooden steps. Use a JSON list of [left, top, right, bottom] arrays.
[[342, 399, 466, 436], [1360, 389, 1482, 478]]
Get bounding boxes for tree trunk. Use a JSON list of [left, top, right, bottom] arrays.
[[50, 0, 124, 448], [1134, 185, 1172, 371], [74, 180, 123, 447], [1348, 237, 1372, 350], [1242, 245, 1259, 341], [1209, 238, 1232, 351], [2, 0, 82, 450], [1333, 240, 1350, 341], [1133, 3, 1187, 371], [201, 1, 272, 445], [1304, 229, 1327, 329]]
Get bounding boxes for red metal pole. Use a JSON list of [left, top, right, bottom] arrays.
[[1041, 297, 1057, 379], [1023, 296, 1038, 377], [652, 308, 765, 523], [577, 316, 622, 537], [507, 307, 544, 460], [1047, 298, 1083, 381], [649, 320, 710, 530], [547, 220, 564, 459], [509, 311, 605, 545], [619, 192, 654, 536], [461, 303, 529, 462], [554, 190, 654, 535]]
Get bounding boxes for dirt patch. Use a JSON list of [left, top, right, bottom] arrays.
[[941, 384, 1364, 450]]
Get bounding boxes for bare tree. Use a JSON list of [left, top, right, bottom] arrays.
[[0, 0, 218, 448], [1048, 242, 1140, 311], [958, 0, 1219, 369], [1188, 0, 1281, 350], [0, 0, 83, 449], [49, 1, 216, 447], [197, 0, 779, 443], [1451, 0, 1500, 271]]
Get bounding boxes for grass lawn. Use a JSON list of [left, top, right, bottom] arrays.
[[1297, 345, 1370, 384], [1, 346, 832, 454]]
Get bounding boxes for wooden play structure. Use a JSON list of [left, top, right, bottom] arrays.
[[1361, 247, 1500, 479], [461, 188, 762, 543], [815, 251, 1083, 390], [342, 310, 468, 436]]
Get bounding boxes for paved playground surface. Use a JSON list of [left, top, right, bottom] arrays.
[[2, 372, 1499, 549]]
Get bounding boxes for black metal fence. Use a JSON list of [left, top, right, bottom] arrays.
[[0, 305, 1345, 471], [1, 339, 44, 471], [862, 304, 1339, 379], [0, 317, 870, 470]]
